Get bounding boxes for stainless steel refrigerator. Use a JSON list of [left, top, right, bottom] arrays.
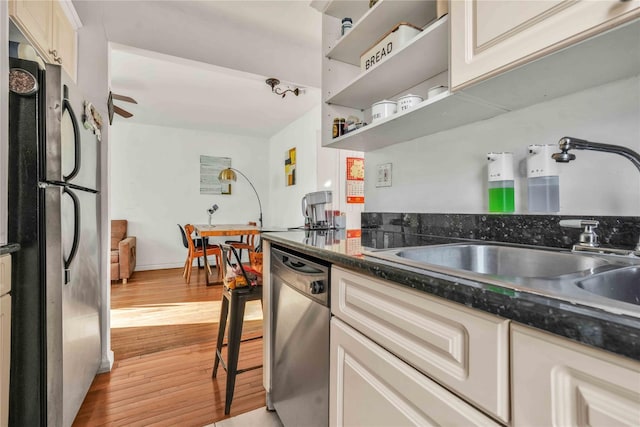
[[8, 57, 102, 426]]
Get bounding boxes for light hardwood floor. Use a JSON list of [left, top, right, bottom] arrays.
[[74, 266, 265, 426]]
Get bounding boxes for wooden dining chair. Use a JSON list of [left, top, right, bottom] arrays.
[[178, 223, 211, 269], [224, 221, 259, 260], [183, 224, 222, 284]]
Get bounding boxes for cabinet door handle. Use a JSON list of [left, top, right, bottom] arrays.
[[48, 49, 62, 63]]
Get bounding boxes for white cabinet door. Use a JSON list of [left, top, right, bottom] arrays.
[[450, 0, 640, 90], [331, 318, 500, 427], [9, 0, 78, 81], [0, 295, 10, 427], [511, 323, 640, 426], [331, 266, 510, 422], [0, 254, 11, 427], [51, 0, 76, 81], [8, 0, 53, 62]]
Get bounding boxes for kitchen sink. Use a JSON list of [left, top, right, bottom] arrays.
[[364, 242, 640, 317], [576, 267, 640, 306], [376, 243, 615, 279]]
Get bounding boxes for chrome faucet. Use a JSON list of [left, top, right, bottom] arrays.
[[553, 136, 640, 253], [552, 136, 640, 172]]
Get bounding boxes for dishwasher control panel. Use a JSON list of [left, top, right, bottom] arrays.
[[271, 246, 330, 306]]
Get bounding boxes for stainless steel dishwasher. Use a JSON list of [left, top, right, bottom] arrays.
[[270, 246, 330, 427]]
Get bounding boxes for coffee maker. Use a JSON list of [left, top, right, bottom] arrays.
[[301, 190, 333, 229]]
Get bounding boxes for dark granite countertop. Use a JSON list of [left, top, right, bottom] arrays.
[[262, 230, 640, 362], [0, 244, 20, 255]]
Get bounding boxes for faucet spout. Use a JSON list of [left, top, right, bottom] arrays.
[[553, 136, 640, 253], [553, 136, 640, 172]]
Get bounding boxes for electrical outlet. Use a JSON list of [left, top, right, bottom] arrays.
[[376, 163, 392, 187]]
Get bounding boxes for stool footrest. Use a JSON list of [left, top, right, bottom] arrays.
[[236, 365, 262, 375]]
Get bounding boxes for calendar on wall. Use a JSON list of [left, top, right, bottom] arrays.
[[346, 157, 364, 204], [346, 229, 363, 256]]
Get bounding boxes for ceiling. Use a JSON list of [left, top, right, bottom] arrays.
[[73, 1, 323, 137]]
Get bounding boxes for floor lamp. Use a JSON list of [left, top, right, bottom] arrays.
[[218, 168, 263, 228]]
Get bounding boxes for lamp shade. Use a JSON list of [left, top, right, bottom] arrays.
[[218, 168, 237, 183]]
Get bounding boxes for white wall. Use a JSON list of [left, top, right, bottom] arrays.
[[110, 122, 269, 270], [267, 104, 365, 229], [74, 4, 113, 372], [267, 105, 321, 228], [365, 76, 640, 216], [317, 141, 365, 230]]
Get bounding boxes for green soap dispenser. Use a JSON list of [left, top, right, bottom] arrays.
[[487, 152, 515, 213]]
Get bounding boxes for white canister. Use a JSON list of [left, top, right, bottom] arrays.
[[397, 94, 423, 112], [371, 100, 397, 122], [427, 85, 448, 99]]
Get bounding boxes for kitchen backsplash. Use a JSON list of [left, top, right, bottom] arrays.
[[361, 212, 640, 250]]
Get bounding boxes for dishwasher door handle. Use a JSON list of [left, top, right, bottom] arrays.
[[281, 256, 321, 274]]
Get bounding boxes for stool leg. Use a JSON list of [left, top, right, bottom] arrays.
[[224, 292, 247, 415], [212, 295, 229, 378]]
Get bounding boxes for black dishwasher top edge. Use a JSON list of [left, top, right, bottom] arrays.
[[0, 243, 21, 255], [262, 230, 640, 362]]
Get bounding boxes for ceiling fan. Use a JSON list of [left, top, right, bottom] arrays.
[[107, 91, 138, 124]]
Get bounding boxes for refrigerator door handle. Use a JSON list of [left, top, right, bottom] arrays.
[[63, 187, 80, 284], [62, 85, 81, 182]]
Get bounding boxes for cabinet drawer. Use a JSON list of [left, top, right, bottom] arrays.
[[0, 255, 11, 296], [512, 324, 640, 426], [331, 318, 500, 427], [0, 294, 10, 427], [331, 266, 510, 422]]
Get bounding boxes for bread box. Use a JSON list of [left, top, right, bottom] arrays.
[[360, 22, 422, 71]]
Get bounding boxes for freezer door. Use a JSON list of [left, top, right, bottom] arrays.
[[60, 188, 101, 426]]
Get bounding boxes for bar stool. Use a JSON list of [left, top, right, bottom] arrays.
[[212, 244, 263, 415]]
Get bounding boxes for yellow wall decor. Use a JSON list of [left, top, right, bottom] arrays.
[[285, 147, 296, 186]]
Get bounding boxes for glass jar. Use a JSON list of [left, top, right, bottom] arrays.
[[332, 118, 345, 138]]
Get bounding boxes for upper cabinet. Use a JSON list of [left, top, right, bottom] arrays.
[[315, 0, 640, 152], [51, 0, 76, 79], [9, 0, 79, 81], [450, 0, 640, 90]]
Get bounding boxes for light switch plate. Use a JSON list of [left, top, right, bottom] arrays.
[[376, 163, 392, 187]]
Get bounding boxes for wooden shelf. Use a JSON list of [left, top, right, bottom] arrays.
[[327, 0, 438, 66], [326, 16, 448, 110], [323, 92, 509, 151], [323, 19, 640, 152]]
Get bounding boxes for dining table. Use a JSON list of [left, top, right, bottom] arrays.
[[193, 224, 261, 285]]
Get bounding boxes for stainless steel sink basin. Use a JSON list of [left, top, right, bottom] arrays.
[[365, 242, 640, 317], [576, 267, 640, 306], [386, 243, 613, 278]]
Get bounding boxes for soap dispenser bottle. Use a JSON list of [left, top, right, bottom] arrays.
[[487, 152, 515, 213], [527, 144, 560, 212]]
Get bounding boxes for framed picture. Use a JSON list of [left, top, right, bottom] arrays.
[[200, 155, 231, 195], [285, 147, 296, 186]]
